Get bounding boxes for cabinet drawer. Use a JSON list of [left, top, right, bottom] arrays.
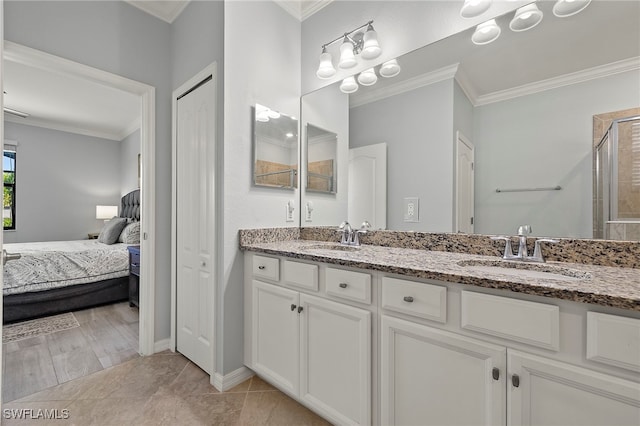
[[461, 291, 559, 351], [587, 312, 640, 372], [381, 277, 446, 323], [253, 255, 279, 281], [325, 268, 371, 304], [283, 260, 318, 291], [130, 251, 140, 265]]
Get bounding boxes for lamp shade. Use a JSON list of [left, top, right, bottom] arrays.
[[460, 0, 492, 18], [357, 68, 378, 86], [338, 38, 357, 69], [96, 205, 118, 220], [339, 76, 359, 94], [472, 19, 501, 45], [379, 59, 401, 78], [361, 25, 382, 60], [553, 0, 591, 17], [510, 3, 543, 32], [316, 49, 336, 79]]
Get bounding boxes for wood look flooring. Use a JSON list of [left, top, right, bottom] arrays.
[[3, 302, 140, 403]]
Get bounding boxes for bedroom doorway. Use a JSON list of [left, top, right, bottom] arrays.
[[0, 41, 156, 368]]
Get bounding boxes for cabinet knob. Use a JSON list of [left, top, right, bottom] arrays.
[[258, 265, 266, 270], [492, 367, 500, 381], [290, 304, 297, 311], [298, 306, 304, 313], [201, 261, 206, 267], [403, 296, 414, 303], [512, 374, 520, 388], [339, 283, 348, 289]]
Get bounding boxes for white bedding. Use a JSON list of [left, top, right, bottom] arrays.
[[3, 240, 130, 295]]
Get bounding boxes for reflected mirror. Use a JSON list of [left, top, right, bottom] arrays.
[[306, 124, 337, 193], [300, 1, 640, 239], [254, 104, 299, 189]]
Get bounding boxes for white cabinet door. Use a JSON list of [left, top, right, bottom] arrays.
[[252, 280, 300, 396], [381, 315, 506, 426], [508, 350, 640, 426], [300, 294, 371, 426]]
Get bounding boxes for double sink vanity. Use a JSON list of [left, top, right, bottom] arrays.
[[241, 227, 640, 425]]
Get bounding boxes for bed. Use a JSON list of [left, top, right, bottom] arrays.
[[3, 189, 140, 323]]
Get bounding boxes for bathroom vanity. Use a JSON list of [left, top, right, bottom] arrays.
[[241, 231, 640, 426]]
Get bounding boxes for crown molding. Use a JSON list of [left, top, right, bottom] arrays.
[[350, 64, 459, 109], [120, 118, 142, 141], [301, 0, 334, 21], [453, 66, 479, 107], [474, 56, 640, 106], [273, 0, 302, 21], [5, 115, 123, 141], [124, 1, 190, 24]]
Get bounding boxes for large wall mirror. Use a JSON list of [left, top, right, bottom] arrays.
[[254, 104, 299, 189], [300, 1, 640, 239]]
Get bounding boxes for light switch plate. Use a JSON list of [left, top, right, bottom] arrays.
[[404, 197, 419, 222], [305, 201, 313, 222], [286, 200, 295, 222]]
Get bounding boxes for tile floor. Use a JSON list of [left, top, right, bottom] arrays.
[[2, 352, 331, 425]]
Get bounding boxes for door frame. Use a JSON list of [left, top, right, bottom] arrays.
[[170, 63, 218, 373], [2, 41, 157, 356], [455, 131, 475, 233]]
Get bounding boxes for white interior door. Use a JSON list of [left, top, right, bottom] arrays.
[[456, 132, 475, 233], [176, 75, 216, 374], [348, 143, 387, 229]]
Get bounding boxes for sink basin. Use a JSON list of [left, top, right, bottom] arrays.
[[301, 243, 361, 252], [457, 260, 592, 281]]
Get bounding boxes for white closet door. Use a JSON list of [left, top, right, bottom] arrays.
[[176, 76, 216, 374]]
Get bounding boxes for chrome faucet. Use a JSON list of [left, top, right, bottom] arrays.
[[492, 225, 558, 262], [338, 221, 371, 246]]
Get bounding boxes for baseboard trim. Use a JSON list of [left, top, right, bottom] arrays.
[[212, 366, 254, 392], [153, 338, 171, 353]]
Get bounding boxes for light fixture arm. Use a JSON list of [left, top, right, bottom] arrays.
[[320, 20, 374, 53]]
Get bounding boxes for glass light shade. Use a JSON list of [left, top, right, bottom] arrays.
[[379, 59, 401, 78], [357, 68, 378, 86], [472, 19, 501, 45], [339, 76, 359, 94], [96, 205, 118, 220], [460, 0, 492, 18], [316, 50, 336, 79], [361, 27, 382, 60], [510, 4, 543, 32], [553, 0, 591, 17], [338, 39, 358, 69], [267, 109, 280, 119]]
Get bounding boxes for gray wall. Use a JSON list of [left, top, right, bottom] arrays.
[[5, 0, 173, 339], [473, 70, 640, 238], [350, 79, 456, 231], [3, 122, 122, 243], [120, 129, 140, 196]]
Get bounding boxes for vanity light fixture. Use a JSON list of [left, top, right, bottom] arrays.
[[509, 3, 543, 32], [460, 0, 492, 18], [472, 19, 501, 45], [553, 0, 591, 18], [340, 76, 359, 94], [316, 20, 382, 79], [255, 104, 280, 122], [357, 68, 378, 86], [379, 59, 401, 78]]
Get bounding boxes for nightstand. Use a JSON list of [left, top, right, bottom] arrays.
[[88, 232, 100, 239], [127, 245, 140, 307]]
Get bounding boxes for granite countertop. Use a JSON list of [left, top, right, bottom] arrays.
[[241, 240, 640, 311]]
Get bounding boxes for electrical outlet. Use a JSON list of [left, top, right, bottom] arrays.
[[305, 201, 313, 222], [285, 200, 295, 222], [403, 197, 419, 222]]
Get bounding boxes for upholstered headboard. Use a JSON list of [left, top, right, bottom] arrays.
[[120, 189, 141, 221]]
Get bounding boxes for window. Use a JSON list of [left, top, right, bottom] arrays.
[[4, 146, 16, 230]]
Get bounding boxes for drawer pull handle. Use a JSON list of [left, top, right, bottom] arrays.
[[492, 367, 500, 381], [512, 374, 520, 388], [131, 263, 140, 267], [290, 304, 297, 311], [403, 296, 414, 303], [339, 283, 348, 289], [258, 265, 266, 270], [298, 306, 304, 313]]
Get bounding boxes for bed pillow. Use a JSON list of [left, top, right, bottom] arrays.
[[97, 217, 128, 245], [118, 221, 140, 244]]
